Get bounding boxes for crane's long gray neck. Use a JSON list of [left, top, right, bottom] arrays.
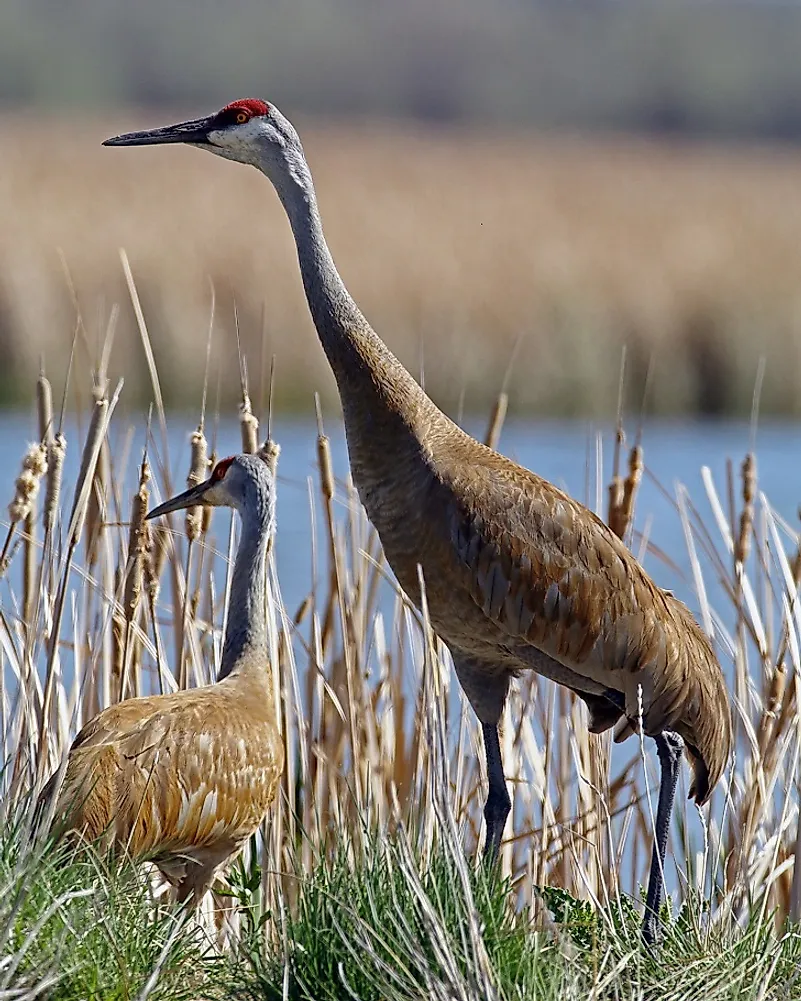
[[219, 493, 272, 680], [267, 151, 428, 426]]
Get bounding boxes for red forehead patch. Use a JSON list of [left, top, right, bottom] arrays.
[[221, 98, 270, 118], [211, 456, 235, 482]]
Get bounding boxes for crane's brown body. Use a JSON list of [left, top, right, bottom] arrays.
[[103, 101, 733, 939], [353, 405, 729, 804], [46, 453, 283, 904], [50, 657, 282, 901]]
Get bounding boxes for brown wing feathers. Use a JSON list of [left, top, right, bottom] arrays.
[[447, 444, 731, 805]]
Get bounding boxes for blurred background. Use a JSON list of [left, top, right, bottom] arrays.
[[4, 0, 801, 417]]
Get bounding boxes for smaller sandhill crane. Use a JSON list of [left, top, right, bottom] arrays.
[[43, 452, 283, 905]]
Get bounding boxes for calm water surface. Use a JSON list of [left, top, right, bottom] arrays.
[[1, 411, 800, 621]]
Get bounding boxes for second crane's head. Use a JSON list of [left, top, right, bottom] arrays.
[[103, 99, 304, 178], [146, 454, 275, 525]]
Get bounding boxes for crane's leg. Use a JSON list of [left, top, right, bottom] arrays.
[[642, 730, 684, 945], [482, 721, 511, 862], [451, 655, 511, 864]]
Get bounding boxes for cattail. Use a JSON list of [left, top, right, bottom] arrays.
[[36, 370, 54, 445], [483, 392, 508, 451], [619, 443, 643, 534], [734, 452, 756, 566], [185, 426, 208, 543], [202, 449, 216, 536], [239, 393, 259, 454], [84, 387, 110, 566], [145, 524, 169, 605], [257, 438, 281, 480], [23, 507, 37, 626], [123, 456, 151, 624], [316, 429, 335, 504], [8, 443, 47, 524], [607, 474, 624, 538], [257, 439, 280, 552], [68, 394, 108, 548], [44, 432, 66, 533]]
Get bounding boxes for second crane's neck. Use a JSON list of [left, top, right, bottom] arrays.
[[270, 157, 431, 433], [219, 490, 273, 682]]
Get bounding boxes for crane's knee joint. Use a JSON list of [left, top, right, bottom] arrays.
[[655, 730, 684, 766]]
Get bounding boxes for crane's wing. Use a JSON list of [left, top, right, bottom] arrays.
[[54, 690, 283, 857], [441, 446, 731, 802], [446, 455, 673, 675]]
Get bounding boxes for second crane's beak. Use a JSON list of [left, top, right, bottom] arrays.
[[103, 116, 215, 147], [146, 479, 214, 520]]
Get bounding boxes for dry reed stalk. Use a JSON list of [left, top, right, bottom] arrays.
[[115, 454, 151, 702], [36, 370, 53, 446], [314, 397, 338, 659], [36, 380, 122, 782], [22, 507, 37, 630], [483, 392, 508, 450]]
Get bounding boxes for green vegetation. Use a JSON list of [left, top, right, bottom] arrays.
[[3, 819, 801, 999], [1, 317, 800, 996]]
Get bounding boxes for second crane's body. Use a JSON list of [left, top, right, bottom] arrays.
[[46, 454, 283, 904], [104, 102, 732, 942]]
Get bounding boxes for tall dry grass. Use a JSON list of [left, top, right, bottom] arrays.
[[0, 268, 799, 976], [4, 115, 801, 415]]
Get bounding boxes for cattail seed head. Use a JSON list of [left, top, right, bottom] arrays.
[[69, 395, 108, 548], [123, 457, 151, 623], [257, 439, 281, 480], [735, 452, 756, 565], [239, 393, 259, 454], [145, 524, 168, 604], [607, 475, 624, 538], [44, 432, 67, 533], [186, 427, 208, 543], [8, 443, 47, 523], [316, 432, 335, 502]]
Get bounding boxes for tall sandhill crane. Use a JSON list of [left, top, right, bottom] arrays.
[[104, 101, 732, 942], [43, 452, 283, 905]]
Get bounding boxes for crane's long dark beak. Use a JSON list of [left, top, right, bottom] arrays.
[[103, 116, 215, 147], [146, 479, 214, 519]]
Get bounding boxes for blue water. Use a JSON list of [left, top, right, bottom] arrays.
[[2, 410, 799, 627]]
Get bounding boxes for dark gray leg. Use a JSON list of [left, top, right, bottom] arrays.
[[642, 730, 684, 945], [482, 722, 511, 863]]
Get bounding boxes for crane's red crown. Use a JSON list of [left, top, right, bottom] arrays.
[[211, 456, 236, 482], [218, 99, 270, 124]]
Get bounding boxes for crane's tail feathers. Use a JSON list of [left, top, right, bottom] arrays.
[[685, 742, 712, 805]]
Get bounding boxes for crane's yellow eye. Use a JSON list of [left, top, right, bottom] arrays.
[[236, 111, 249, 124]]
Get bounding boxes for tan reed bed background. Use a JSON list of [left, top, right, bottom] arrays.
[[1, 270, 800, 966], [4, 115, 801, 415]]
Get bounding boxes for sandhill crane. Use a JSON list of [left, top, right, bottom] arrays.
[[104, 100, 732, 942], [43, 452, 283, 905]]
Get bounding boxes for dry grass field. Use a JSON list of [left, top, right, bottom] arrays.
[[4, 113, 801, 414]]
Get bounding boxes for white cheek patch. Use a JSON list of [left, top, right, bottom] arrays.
[[207, 119, 268, 164]]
